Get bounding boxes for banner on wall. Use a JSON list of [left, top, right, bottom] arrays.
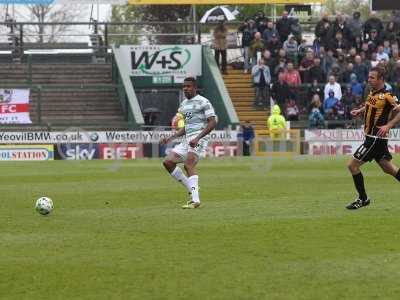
[[207, 142, 238, 157], [306, 129, 400, 156], [0, 145, 53, 161], [309, 141, 400, 156], [120, 45, 202, 77], [99, 144, 144, 159], [56, 144, 100, 160], [0, 89, 32, 124], [305, 129, 400, 142], [0, 130, 237, 144]]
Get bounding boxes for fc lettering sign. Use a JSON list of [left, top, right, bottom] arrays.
[[121, 45, 202, 77]]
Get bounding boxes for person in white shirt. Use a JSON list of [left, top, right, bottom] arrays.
[[324, 75, 342, 101], [160, 77, 217, 209], [376, 45, 389, 62]]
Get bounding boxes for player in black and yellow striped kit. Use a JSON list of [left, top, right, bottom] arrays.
[[347, 67, 400, 209]]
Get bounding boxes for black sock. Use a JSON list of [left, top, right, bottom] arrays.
[[352, 172, 368, 201], [396, 170, 400, 181]]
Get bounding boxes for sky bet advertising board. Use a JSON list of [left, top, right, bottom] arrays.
[[56, 144, 100, 160]]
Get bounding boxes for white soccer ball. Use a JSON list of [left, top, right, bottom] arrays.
[[35, 197, 54, 215]]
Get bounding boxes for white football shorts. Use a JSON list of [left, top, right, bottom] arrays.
[[171, 135, 209, 160]]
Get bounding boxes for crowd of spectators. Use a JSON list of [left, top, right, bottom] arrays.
[[234, 10, 400, 128]]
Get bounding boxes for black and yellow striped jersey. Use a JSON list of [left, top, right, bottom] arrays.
[[364, 88, 399, 137]]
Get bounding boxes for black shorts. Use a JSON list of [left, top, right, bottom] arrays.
[[353, 136, 392, 163]]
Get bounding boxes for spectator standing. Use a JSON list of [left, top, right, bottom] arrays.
[[383, 40, 392, 56], [383, 21, 398, 42], [308, 79, 324, 101], [376, 45, 390, 62], [331, 13, 352, 42], [309, 94, 325, 128], [340, 63, 355, 84], [329, 31, 350, 56], [370, 52, 380, 68], [240, 121, 255, 156], [213, 21, 228, 74], [297, 39, 309, 62], [324, 90, 339, 118], [347, 11, 363, 43], [285, 99, 300, 121], [322, 49, 337, 78], [271, 72, 292, 108], [255, 11, 268, 33], [249, 32, 265, 68], [334, 99, 346, 120], [309, 58, 325, 83], [349, 73, 364, 98], [238, 19, 257, 74], [262, 20, 279, 44], [265, 33, 282, 58], [282, 62, 301, 98], [290, 18, 302, 43], [353, 55, 369, 84], [324, 75, 342, 100], [262, 49, 276, 79], [299, 50, 314, 83], [276, 10, 292, 44], [365, 29, 382, 52], [363, 11, 384, 40], [252, 57, 271, 109], [283, 34, 298, 64], [315, 12, 332, 49], [347, 47, 358, 64]]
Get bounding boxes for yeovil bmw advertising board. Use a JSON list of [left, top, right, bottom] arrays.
[[0, 130, 237, 144]]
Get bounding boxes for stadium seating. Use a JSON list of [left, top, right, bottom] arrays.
[[0, 62, 129, 130]]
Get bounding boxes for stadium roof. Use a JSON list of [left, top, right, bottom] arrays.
[[0, 0, 53, 3], [0, 0, 126, 3], [128, 0, 325, 4]]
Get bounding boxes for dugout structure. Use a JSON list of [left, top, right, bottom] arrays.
[[254, 129, 301, 157]]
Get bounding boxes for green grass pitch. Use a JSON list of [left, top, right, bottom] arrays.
[[1, 156, 400, 299]]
